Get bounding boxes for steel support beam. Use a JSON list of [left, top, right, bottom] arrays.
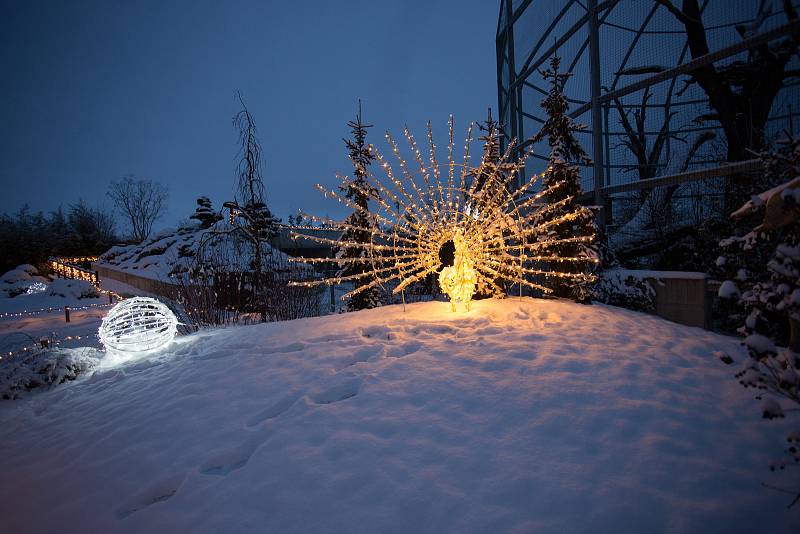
[[600, 159, 762, 196], [588, 0, 605, 220]]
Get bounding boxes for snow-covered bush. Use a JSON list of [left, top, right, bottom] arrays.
[[47, 278, 100, 300], [716, 136, 800, 506], [594, 269, 656, 312], [0, 348, 101, 400], [0, 265, 49, 298]]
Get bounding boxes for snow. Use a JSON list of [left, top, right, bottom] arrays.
[[0, 265, 49, 298], [0, 297, 797, 532], [0, 277, 122, 357], [95, 222, 290, 283], [718, 280, 740, 299]]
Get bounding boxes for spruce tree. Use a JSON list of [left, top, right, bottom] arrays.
[[189, 196, 223, 229], [470, 108, 517, 196], [337, 102, 384, 311], [530, 54, 597, 302]]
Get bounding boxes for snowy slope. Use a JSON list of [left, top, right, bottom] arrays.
[[95, 222, 290, 282], [0, 298, 797, 533]]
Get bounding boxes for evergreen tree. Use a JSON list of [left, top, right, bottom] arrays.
[[337, 102, 384, 311], [530, 54, 597, 302], [189, 196, 223, 229], [716, 135, 800, 507], [470, 108, 517, 195]]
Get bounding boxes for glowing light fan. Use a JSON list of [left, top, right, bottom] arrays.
[[289, 116, 597, 311], [99, 297, 178, 353]]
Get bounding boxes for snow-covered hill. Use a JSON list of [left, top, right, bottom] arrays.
[[95, 222, 289, 282], [0, 298, 797, 533]]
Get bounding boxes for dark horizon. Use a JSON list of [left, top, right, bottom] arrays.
[[0, 0, 497, 234]]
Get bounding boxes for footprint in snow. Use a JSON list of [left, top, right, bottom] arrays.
[[311, 377, 362, 404], [263, 342, 306, 354], [199, 434, 266, 476], [338, 345, 384, 369], [116, 472, 185, 519], [246, 392, 301, 427], [385, 341, 422, 358], [360, 325, 394, 340]]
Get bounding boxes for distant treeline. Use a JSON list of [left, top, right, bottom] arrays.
[[0, 202, 118, 274]]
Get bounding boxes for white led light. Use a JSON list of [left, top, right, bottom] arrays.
[[98, 297, 178, 354]]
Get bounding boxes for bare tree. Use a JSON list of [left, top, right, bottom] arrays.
[[655, 0, 800, 206], [221, 92, 280, 322], [108, 175, 168, 242]]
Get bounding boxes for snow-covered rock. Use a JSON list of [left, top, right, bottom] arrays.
[[0, 298, 797, 532]]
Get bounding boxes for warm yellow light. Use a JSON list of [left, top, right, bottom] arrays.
[[438, 230, 478, 311], [288, 116, 597, 312]]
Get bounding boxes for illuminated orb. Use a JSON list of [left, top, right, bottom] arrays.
[[98, 297, 177, 354]]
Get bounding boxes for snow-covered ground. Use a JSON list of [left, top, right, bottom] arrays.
[[0, 277, 112, 357], [0, 297, 797, 533]]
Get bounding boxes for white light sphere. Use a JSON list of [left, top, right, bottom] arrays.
[[99, 297, 178, 354]]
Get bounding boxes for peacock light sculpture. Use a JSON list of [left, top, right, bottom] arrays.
[[289, 116, 597, 311]]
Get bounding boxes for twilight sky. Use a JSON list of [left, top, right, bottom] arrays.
[[0, 0, 499, 233]]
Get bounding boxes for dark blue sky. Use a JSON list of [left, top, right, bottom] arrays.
[[0, 0, 499, 232]]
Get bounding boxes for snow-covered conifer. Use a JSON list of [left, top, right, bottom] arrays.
[[717, 135, 800, 507], [530, 54, 598, 303], [337, 102, 384, 311]]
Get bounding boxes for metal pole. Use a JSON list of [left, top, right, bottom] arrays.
[[587, 0, 605, 226], [504, 0, 520, 189]]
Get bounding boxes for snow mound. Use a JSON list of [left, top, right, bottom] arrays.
[[96, 222, 289, 282], [0, 265, 49, 298], [47, 278, 100, 300], [0, 298, 797, 532]]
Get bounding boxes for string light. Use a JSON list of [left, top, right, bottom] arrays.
[[0, 301, 116, 320], [288, 116, 598, 311], [49, 257, 101, 287]]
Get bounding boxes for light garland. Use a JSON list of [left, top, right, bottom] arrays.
[[98, 297, 177, 354], [289, 116, 598, 311], [2, 332, 95, 360], [0, 301, 117, 320]]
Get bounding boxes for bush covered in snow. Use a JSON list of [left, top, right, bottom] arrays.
[[716, 136, 800, 506], [594, 269, 656, 313], [0, 348, 101, 400], [0, 265, 49, 298]]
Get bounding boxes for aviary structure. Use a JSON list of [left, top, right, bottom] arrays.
[[289, 117, 598, 311]]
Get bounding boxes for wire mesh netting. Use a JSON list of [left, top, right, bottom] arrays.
[[497, 0, 800, 243]]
